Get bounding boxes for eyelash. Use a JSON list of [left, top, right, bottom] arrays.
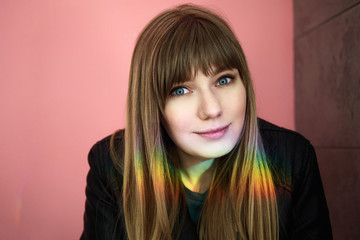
[[216, 75, 234, 86], [171, 87, 190, 96], [170, 74, 235, 96]]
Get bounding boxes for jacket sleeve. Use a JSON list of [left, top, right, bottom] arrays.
[[291, 142, 333, 240], [80, 139, 125, 240]]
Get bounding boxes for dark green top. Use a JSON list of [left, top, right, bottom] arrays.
[[184, 185, 208, 223]]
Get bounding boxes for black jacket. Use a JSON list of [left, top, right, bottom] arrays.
[[81, 119, 333, 239]]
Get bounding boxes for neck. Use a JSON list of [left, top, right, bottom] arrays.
[[180, 158, 214, 193]]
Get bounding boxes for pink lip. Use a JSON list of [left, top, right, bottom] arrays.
[[195, 124, 230, 140]]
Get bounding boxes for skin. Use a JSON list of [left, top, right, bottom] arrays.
[[163, 68, 246, 193]]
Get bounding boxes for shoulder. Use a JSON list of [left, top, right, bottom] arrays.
[[83, 130, 126, 239], [258, 118, 310, 148], [258, 119, 332, 239], [258, 118, 313, 160], [89, 129, 125, 166], [90, 129, 125, 155], [87, 129, 125, 192], [258, 118, 316, 190]]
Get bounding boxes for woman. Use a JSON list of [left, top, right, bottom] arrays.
[[81, 4, 332, 240]]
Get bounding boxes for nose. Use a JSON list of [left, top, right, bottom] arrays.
[[197, 89, 222, 120]]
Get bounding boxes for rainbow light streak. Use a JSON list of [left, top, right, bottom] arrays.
[[133, 145, 291, 202], [14, 179, 30, 226], [134, 148, 172, 198], [252, 157, 276, 200], [252, 149, 292, 200], [134, 151, 145, 198]]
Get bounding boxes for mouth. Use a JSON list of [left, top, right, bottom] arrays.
[[194, 124, 230, 140]]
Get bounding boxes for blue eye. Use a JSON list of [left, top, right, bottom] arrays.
[[171, 87, 189, 96], [216, 76, 232, 86]]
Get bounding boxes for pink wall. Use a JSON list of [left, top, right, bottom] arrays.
[[0, 0, 293, 239]]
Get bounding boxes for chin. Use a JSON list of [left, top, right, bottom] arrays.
[[193, 143, 237, 160]]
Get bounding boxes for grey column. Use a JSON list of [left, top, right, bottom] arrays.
[[294, 1, 360, 239]]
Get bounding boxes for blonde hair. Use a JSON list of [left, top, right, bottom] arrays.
[[111, 4, 278, 240]]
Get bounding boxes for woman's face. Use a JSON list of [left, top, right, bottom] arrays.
[[163, 68, 246, 164]]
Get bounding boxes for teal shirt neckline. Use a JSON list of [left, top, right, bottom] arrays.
[[184, 185, 209, 223]]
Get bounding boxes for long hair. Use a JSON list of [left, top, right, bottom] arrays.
[[111, 4, 278, 240]]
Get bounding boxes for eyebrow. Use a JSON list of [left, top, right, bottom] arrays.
[[211, 67, 237, 77]]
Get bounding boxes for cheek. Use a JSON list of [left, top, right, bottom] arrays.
[[224, 87, 246, 117], [163, 101, 194, 137], [166, 115, 191, 133]]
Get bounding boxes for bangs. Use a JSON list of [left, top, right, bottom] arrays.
[[154, 14, 243, 106]]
